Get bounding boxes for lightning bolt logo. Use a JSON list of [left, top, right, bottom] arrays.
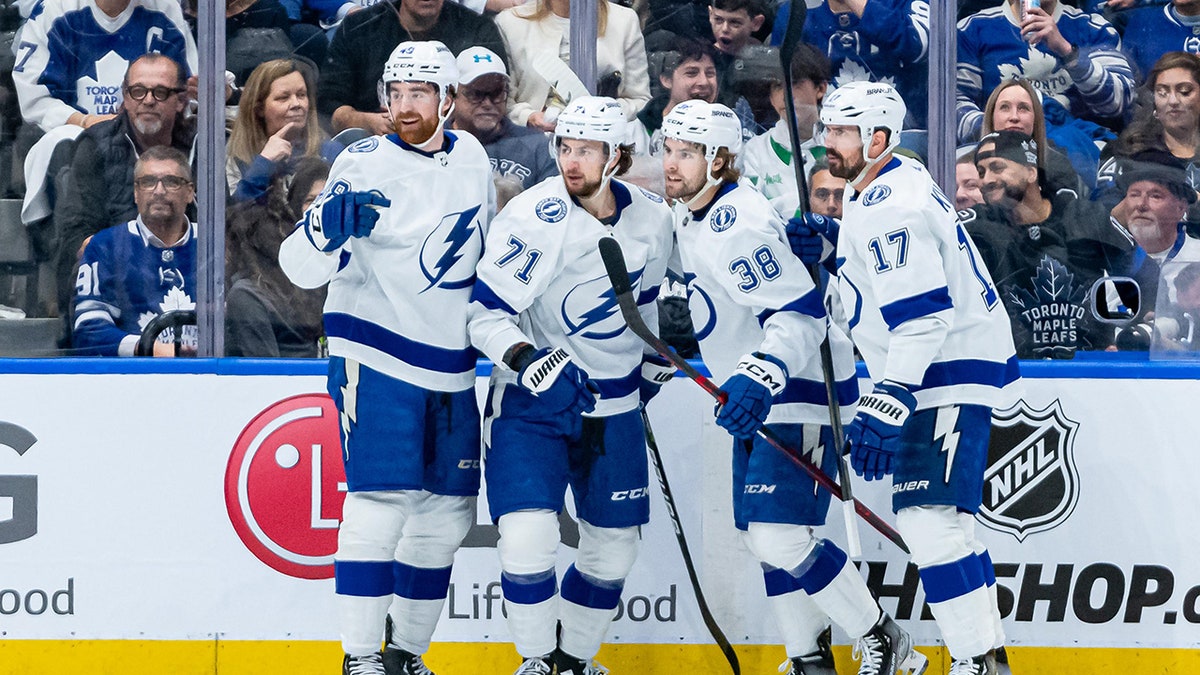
[[562, 268, 644, 338], [339, 360, 360, 462], [420, 206, 481, 292], [934, 406, 961, 484]]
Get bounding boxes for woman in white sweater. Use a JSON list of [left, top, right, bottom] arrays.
[[496, 0, 651, 130]]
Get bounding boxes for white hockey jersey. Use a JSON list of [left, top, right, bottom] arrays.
[[279, 132, 494, 392], [835, 155, 1021, 409], [469, 177, 674, 417], [674, 182, 857, 425], [741, 120, 822, 219]]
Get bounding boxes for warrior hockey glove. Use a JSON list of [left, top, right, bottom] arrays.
[[308, 187, 391, 252], [639, 354, 676, 405], [846, 381, 916, 481], [785, 212, 839, 270], [516, 347, 599, 416], [715, 352, 788, 439]]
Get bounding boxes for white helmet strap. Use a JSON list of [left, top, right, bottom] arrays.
[[851, 126, 897, 186], [682, 145, 724, 210]]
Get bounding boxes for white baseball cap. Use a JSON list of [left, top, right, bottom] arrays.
[[456, 47, 508, 86]]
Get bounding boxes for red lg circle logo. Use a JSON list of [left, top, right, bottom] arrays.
[[225, 394, 346, 579]]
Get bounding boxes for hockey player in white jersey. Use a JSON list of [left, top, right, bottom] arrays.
[[468, 96, 674, 675], [789, 81, 1022, 675], [278, 41, 493, 675], [660, 99, 925, 675]]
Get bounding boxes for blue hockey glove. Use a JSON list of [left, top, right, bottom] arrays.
[[516, 347, 599, 416], [309, 188, 391, 252], [785, 212, 839, 268], [715, 352, 788, 439], [639, 354, 676, 405], [846, 381, 916, 481]]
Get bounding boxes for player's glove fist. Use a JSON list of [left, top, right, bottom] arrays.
[[846, 380, 916, 481], [310, 187, 391, 252], [516, 347, 599, 415], [785, 212, 839, 269], [715, 352, 788, 439], [639, 354, 675, 405]]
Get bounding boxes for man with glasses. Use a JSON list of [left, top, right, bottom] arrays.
[[72, 146, 196, 356], [55, 54, 195, 341], [450, 46, 557, 192]]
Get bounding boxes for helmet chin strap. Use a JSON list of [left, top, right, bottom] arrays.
[[850, 127, 898, 187], [588, 144, 620, 200], [682, 152, 722, 210]]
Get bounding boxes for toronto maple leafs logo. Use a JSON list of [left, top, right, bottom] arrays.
[[830, 60, 895, 92], [137, 287, 197, 346], [76, 51, 130, 115], [419, 206, 483, 292], [997, 48, 1070, 108], [561, 268, 644, 339], [1005, 256, 1089, 358]]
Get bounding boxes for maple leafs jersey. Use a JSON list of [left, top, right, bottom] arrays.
[[279, 132, 494, 392], [835, 156, 1020, 410], [73, 218, 196, 356], [956, 4, 1134, 142], [674, 182, 857, 424], [1122, 4, 1200, 80], [13, 0, 198, 131], [469, 177, 673, 417]]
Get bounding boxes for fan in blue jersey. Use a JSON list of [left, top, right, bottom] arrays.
[[790, 81, 1023, 675], [468, 97, 673, 675], [1122, 1, 1200, 82], [661, 99, 926, 675], [279, 41, 494, 675], [13, 0, 197, 132], [956, 0, 1135, 143], [73, 145, 195, 356]]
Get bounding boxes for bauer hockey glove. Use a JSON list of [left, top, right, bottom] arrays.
[[516, 346, 599, 416], [785, 212, 839, 270], [715, 352, 787, 439], [639, 354, 676, 405], [307, 187, 390, 252], [846, 381, 916, 481]]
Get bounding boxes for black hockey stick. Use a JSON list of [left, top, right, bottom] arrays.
[[779, 0, 863, 558], [641, 406, 740, 675], [599, 237, 908, 553]]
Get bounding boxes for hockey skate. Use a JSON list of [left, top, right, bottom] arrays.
[[948, 653, 997, 675], [513, 657, 554, 675], [381, 646, 435, 675], [852, 614, 929, 675], [992, 647, 1012, 675], [551, 648, 610, 675], [779, 626, 837, 675], [343, 652, 387, 675]]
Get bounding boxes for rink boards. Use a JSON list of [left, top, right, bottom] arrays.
[[0, 358, 1198, 673]]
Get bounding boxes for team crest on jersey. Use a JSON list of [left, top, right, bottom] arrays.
[[347, 137, 379, 153], [710, 205, 737, 232], [861, 185, 892, 206], [682, 272, 717, 341], [978, 399, 1081, 542], [535, 197, 568, 223], [418, 206, 483, 292], [561, 268, 644, 339], [1005, 256, 1090, 358]]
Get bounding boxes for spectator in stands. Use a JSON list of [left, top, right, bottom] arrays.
[[709, 0, 766, 57], [1154, 261, 1200, 351], [630, 38, 718, 156], [496, 0, 650, 130], [1113, 150, 1200, 296], [449, 46, 558, 191], [963, 130, 1136, 358], [807, 157, 846, 219], [55, 54, 194, 328], [225, 156, 328, 357], [72, 146, 196, 356], [318, 0, 507, 135], [227, 58, 336, 203], [957, 0, 1135, 142], [956, 149, 985, 210], [770, 0, 931, 128], [13, 0, 197, 133], [1121, 0, 1200, 82], [981, 78, 1089, 196]]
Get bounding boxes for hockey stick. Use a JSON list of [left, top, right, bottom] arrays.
[[778, 0, 863, 558], [599, 237, 908, 553], [641, 406, 740, 675]]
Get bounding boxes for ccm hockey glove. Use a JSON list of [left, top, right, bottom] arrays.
[[639, 354, 676, 405], [846, 381, 916, 481], [307, 187, 390, 252], [516, 346, 599, 416], [715, 352, 787, 439], [785, 212, 839, 269]]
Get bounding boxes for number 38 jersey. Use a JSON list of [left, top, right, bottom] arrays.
[[836, 155, 1021, 410]]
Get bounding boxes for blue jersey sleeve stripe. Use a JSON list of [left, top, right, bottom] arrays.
[[912, 356, 1021, 392], [880, 286, 953, 330], [592, 365, 641, 399], [324, 312, 476, 374], [779, 375, 859, 407], [757, 288, 826, 327], [470, 279, 518, 315]]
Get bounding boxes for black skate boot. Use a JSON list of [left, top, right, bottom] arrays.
[[512, 656, 555, 675], [551, 648, 609, 675], [780, 626, 837, 675], [853, 613, 929, 675], [343, 652, 386, 675], [381, 646, 435, 675]]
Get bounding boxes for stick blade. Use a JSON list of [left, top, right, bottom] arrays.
[[598, 236, 632, 295]]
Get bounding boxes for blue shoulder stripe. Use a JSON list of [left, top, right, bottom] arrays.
[[324, 313, 476, 374], [471, 279, 518, 315], [880, 286, 953, 330]]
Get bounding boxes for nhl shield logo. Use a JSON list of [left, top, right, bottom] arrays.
[[978, 399, 1080, 542]]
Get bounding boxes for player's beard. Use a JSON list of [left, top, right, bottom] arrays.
[[393, 113, 440, 146], [564, 173, 604, 198], [982, 178, 1027, 209], [664, 170, 708, 202], [826, 148, 865, 181]]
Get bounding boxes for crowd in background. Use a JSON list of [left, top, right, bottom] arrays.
[[2, 0, 1200, 357]]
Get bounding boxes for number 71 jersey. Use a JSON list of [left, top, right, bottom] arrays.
[[836, 155, 1021, 410]]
